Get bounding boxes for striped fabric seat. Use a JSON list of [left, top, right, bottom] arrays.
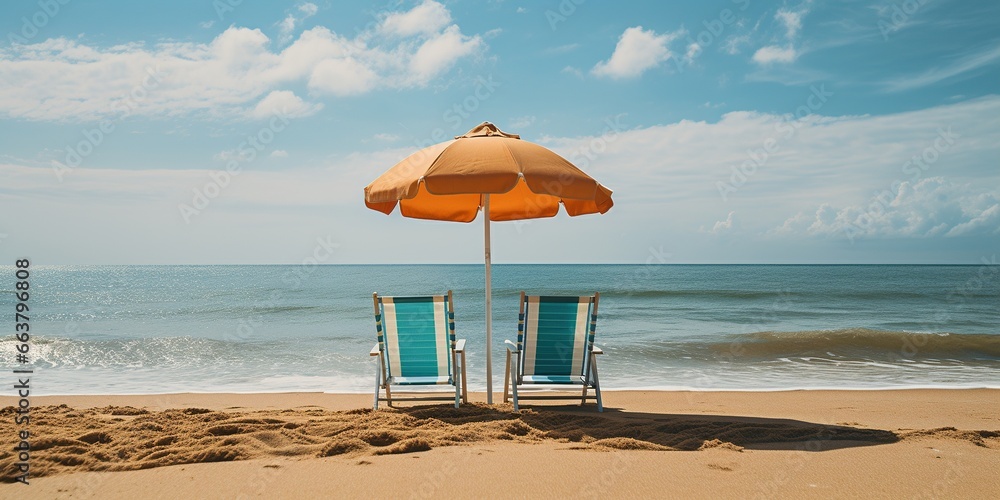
[[504, 292, 604, 412], [369, 292, 467, 409]]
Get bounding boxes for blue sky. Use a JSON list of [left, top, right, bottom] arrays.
[[1, 0, 998, 264]]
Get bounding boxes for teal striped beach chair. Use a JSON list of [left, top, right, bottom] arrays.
[[370, 291, 468, 409], [504, 292, 604, 412]]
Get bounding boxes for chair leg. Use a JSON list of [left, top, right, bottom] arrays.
[[373, 357, 381, 410], [580, 354, 593, 406], [453, 352, 460, 408], [590, 354, 603, 412], [503, 350, 511, 403], [379, 354, 393, 408], [460, 351, 469, 405], [509, 353, 519, 411]]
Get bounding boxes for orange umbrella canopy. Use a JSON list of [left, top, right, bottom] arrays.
[[364, 122, 613, 222]]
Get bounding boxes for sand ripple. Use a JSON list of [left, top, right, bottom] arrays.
[[3, 403, 992, 481]]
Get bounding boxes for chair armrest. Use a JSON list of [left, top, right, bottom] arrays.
[[370, 344, 380, 356], [591, 346, 604, 355], [505, 339, 519, 353], [455, 339, 466, 353]]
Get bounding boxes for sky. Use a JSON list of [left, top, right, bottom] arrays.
[[0, 0, 998, 264]]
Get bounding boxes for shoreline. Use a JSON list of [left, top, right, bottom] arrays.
[[5, 388, 999, 426], [2, 389, 998, 498], [22, 383, 1000, 398]]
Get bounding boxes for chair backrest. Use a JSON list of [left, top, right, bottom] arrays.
[[374, 292, 456, 380], [517, 293, 599, 378]]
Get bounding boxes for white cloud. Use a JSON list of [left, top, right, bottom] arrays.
[[723, 34, 751, 54], [270, 150, 289, 158], [775, 178, 1000, 239], [562, 66, 584, 78], [3, 97, 999, 263], [881, 44, 1000, 92], [309, 56, 379, 96], [516, 7, 527, 14], [948, 204, 1000, 237], [373, 133, 399, 142], [592, 26, 679, 79], [380, 0, 451, 37], [509, 115, 536, 129], [213, 150, 235, 162], [278, 15, 297, 44], [278, 3, 319, 43], [298, 3, 319, 17], [0, 2, 483, 122], [544, 43, 580, 55], [775, 9, 802, 39], [723, 18, 759, 55], [684, 43, 701, 64], [536, 96, 1000, 241], [200, 21, 215, 29], [249, 90, 321, 119], [750, 8, 807, 66], [752, 45, 797, 64], [702, 211, 736, 234], [406, 25, 483, 85]]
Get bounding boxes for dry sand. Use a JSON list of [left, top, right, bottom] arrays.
[[1, 389, 998, 498]]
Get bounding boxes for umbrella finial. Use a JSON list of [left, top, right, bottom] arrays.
[[457, 122, 520, 140]]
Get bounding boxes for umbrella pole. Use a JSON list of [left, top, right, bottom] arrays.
[[484, 194, 493, 404]]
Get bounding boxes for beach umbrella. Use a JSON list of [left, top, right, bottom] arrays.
[[363, 122, 614, 403]]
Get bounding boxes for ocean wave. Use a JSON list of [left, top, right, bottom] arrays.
[[0, 336, 362, 370], [596, 289, 954, 301], [710, 328, 1000, 360], [603, 289, 800, 300], [37, 304, 330, 322]]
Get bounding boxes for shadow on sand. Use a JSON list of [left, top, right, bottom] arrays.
[[0, 400, 904, 481], [393, 402, 900, 452]]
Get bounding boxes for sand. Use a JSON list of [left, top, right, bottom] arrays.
[[1, 389, 998, 498]]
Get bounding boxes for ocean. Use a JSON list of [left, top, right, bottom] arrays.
[[2, 264, 999, 395]]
